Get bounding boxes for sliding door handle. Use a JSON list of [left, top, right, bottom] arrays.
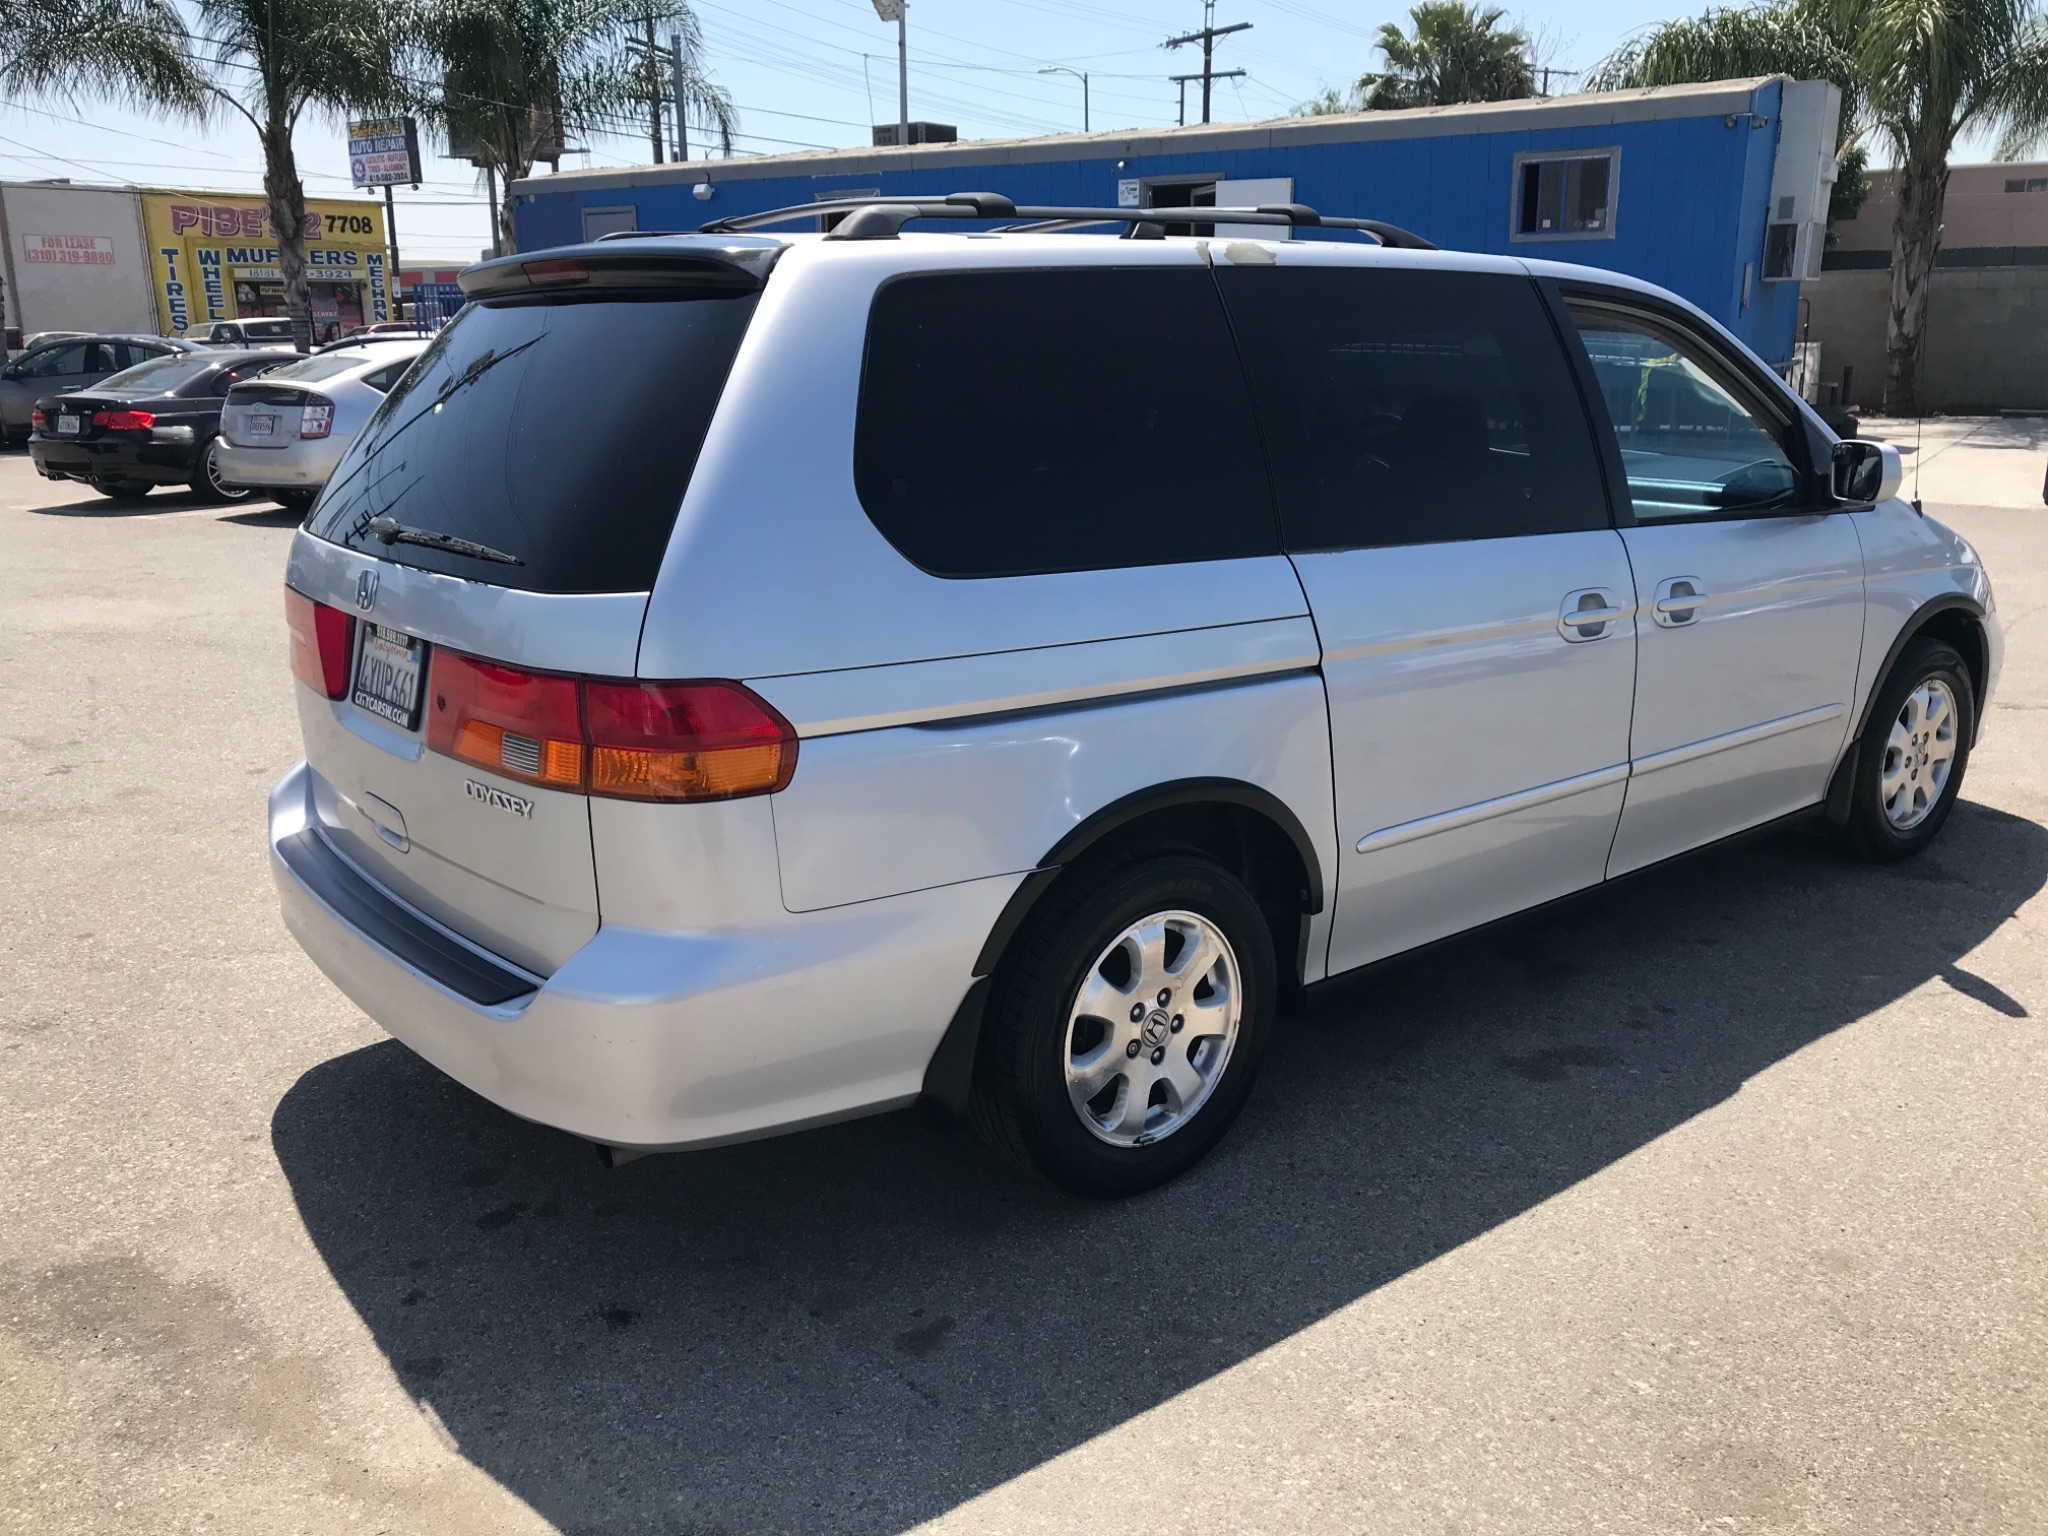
[[1653, 576, 1707, 627]]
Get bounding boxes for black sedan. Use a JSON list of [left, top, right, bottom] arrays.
[[29, 348, 293, 502]]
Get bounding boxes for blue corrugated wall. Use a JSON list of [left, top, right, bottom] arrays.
[[515, 79, 1799, 362]]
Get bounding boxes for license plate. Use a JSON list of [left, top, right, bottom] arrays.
[[248, 413, 276, 437], [55, 414, 79, 435], [351, 622, 428, 729]]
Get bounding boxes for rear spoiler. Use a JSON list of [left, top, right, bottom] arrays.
[[460, 238, 785, 300]]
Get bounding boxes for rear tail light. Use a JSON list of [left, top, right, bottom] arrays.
[[92, 408, 155, 430], [29, 408, 45, 431], [299, 398, 334, 438], [427, 652, 796, 802], [285, 585, 355, 699]]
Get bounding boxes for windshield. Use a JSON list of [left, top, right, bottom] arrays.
[[94, 354, 219, 393], [307, 290, 758, 594], [242, 320, 295, 339]]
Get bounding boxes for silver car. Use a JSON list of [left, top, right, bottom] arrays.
[[216, 338, 427, 509], [1, 334, 194, 444]]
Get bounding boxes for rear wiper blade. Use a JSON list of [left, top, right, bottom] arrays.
[[368, 515, 523, 566]]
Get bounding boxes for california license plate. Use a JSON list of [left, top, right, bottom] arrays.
[[55, 414, 79, 435], [351, 622, 427, 729], [248, 413, 276, 437]]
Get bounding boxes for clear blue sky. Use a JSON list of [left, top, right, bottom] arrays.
[[0, 0, 2005, 266]]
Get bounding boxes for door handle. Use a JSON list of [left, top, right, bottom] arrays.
[[1652, 576, 1707, 627], [1558, 588, 1624, 642]]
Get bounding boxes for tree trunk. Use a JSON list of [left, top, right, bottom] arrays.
[[260, 110, 313, 354], [1885, 154, 1948, 416]]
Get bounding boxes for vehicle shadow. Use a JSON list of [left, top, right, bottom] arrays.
[[28, 490, 287, 518], [272, 801, 2047, 1535]]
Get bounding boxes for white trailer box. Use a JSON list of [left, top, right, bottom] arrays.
[[0, 182, 157, 337]]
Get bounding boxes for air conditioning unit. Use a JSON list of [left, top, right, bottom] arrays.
[[1761, 80, 1841, 283]]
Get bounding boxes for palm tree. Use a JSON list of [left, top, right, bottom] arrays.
[[1357, 2, 1535, 111], [185, 0, 407, 351], [0, 0, 199, 110], [419, 0, 734, 254], [1593, 0, 2048, 413]]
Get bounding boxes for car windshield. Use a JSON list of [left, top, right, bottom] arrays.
[[94, 354, 219, 392], [263, 352, 383, 384], [242, 321, 296, 339]]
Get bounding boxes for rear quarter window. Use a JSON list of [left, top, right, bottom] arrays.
[[854, 267, 1277, 578], [307, 290, 758, 593]]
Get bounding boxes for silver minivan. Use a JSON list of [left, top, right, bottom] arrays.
[[269, 200, 2001, 1196]]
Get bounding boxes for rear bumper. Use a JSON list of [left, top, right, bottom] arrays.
[[268, 761, 1014, 1150], [30, 433, 200, 485], [215, 434, 347, 489]]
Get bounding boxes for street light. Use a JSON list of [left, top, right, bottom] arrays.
[[872, 0, 908, 147], [1039, 65, 1090, 133]]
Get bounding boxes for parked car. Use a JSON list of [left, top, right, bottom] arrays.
[[29, 347, 292, 501], [0, 333, 197, 443], [197, 317, 300, 349], [216, 337, 429, 511], [268, 208, 2001, 1198], [329, 321, 426, 344], [18, 328, 86, 353]]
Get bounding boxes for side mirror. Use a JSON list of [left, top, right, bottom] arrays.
[[1832, 438, 1902, 504]]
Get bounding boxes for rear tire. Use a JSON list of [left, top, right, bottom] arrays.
[[1838, 637, 1974, 861], [971, 851, 1277, 1198], [91, 479, 152, 501], [189, 438, 254, 503], [275, 489, 317, 515]]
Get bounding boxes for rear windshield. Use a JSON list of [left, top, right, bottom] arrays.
[[243, 320, 296, 339], [307, 291, 757, 593], [97, 354, 218, 392], [263, 351, 386, 384]]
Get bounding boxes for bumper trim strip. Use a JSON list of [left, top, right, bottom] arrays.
[[275, 828, 537, 1006]]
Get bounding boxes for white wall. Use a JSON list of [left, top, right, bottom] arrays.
[[0, 183, 157, 335]]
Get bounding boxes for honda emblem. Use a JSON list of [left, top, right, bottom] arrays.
[[356, 569, 378, 612]]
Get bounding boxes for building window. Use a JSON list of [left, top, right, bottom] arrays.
[[1511, 150, 1618, 241], [2004, 176, 2048, 193]]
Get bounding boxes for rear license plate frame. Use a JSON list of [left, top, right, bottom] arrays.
[[55, 414, 80, 436], [351, 622, 429, 730], [247, 413, 277, 438]]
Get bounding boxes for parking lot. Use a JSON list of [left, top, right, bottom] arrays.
[[2, 440, 2043, 1534]]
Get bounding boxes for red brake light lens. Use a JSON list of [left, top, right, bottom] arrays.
[[427, 651, 584, 790], [585, 680, 797, 801], [92, 408, 155, 431], [521, 258, 587, 287], [300, 399, 334, 438], [284, 586, 355, 699], [423, 653, 796, 802], [29, 408, 45, 431]]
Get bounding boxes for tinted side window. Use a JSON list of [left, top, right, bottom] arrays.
[[1567, 302, 1802, 521], [21, 343, 87, 378], [1217, 267, 1609, 552], [855, 268, 1276, 578]]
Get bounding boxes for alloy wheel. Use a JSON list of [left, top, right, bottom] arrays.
[[1064, 909, 1241, 1147], [1880, 677, 1957, 830]]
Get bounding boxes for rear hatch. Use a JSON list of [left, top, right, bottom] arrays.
[[286, 238, 782, 973], [222, 381, 311, 447]]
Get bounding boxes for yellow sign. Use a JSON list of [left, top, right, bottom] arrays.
[[139, 191, 391, 340]]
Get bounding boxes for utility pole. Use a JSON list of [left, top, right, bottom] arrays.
[[1534, 65, 1578, 97], [642, 16, 664, 163], [871, 0, 908, 145], [1164, 1, 1250, 126], [671, 33, 689, 161]]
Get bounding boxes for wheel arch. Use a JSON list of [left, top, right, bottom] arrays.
[[1826, 593, 1988, 825]]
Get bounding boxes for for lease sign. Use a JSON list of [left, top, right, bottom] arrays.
[[23, 234, 116, 266]]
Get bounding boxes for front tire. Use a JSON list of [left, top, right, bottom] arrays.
[[1839, 637, 1975, 860], [972, 852, 1277, 1197]]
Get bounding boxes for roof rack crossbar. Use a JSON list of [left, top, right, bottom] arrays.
[[695, 193, 1434, 248]]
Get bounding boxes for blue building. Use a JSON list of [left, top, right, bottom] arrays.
[[512, 75, 1840, 367]]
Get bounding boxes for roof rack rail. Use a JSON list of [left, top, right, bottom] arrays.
[[694, 191, 1435, 249]]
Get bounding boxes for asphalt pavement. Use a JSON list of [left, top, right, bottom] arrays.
[[1, 443, 2043, 1535]]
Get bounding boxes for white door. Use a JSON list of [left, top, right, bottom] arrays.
[[1564, 297, 1866, 876], [1213, 178, 1295, 239], [1216, 261, 1637, 977]]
